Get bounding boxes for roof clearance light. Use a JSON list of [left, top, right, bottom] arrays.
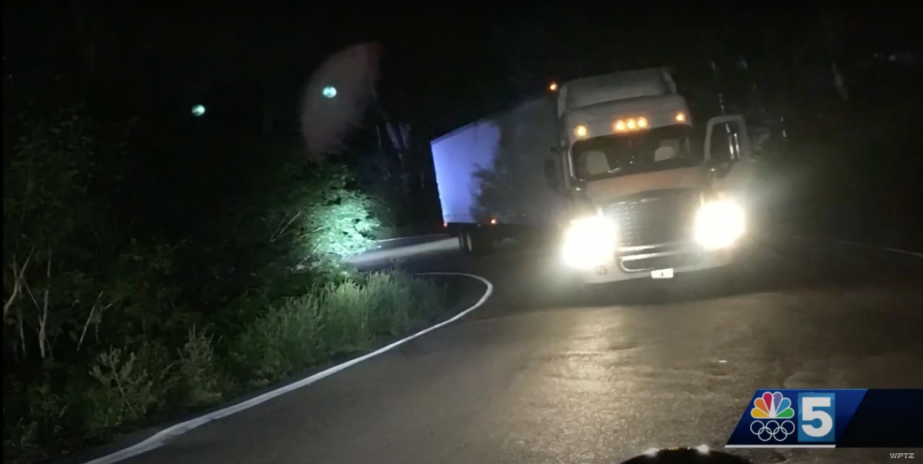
[[574, 124, 588, 138], [627, 119, 637, 129], [675, 112, 686, 122], [638, 117, 648, 128], [614, 120, 626, 131]]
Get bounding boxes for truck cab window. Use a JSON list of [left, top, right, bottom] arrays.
[[584, 150, 611, 176], [655, 139, 680, 162], [572, 125, 699, 181]]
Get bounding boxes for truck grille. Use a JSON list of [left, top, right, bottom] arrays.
[[620, 253, 702, 272], [601, 189, 699, 248]]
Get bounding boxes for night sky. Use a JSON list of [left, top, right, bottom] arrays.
[[3, 3, 918, 139]]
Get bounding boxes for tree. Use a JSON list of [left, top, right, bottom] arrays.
[[66, 0, 166, 81], [818, 6, 850, 103]]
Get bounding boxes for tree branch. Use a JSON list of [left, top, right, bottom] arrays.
[[4, 247, 35, 317], [113, 362, 139, 418], [269, 211, 301, 244], [78, 290, 104, 351], [38, 247, 51, 359], [18, 307, 26, 357]]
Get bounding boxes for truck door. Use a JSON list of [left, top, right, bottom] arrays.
[[704, 115, 756, 202]]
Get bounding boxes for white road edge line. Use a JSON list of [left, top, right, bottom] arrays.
[[375, 234, 449, 244], [788, 234, 923, 259], [827, 238, 923, 259], [83, 272, 493, 464]]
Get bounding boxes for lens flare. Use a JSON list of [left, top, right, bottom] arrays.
[[694, 199, 746, 249], [562, 216, 617, 269]]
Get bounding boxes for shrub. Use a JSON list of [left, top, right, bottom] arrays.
[[174, 328, 223, 408], [1, 100, 430, 463], [230, 271, 446, 386], [230, 295, 325, 386], [85, 348, 160, 431]]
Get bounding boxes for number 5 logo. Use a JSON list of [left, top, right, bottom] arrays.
[[798, 393, 836, 442]]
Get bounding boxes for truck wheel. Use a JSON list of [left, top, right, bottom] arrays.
[[457, 231, 471, 255], [467, 228, 494, 256]]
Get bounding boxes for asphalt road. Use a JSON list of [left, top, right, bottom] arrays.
[[117, 234, 923, 464]]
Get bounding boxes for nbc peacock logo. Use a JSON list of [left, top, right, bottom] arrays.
[[749, 391, 796, 442], [752, 391, 795, 419]]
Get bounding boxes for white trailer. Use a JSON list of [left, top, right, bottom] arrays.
[[430, 97, 569, 254]]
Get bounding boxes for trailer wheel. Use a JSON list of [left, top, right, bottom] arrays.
[[470, 228, 495, 255], [459, 228, 493, 256], [456, 231, 463, 250], [458, 230, 473, 255]]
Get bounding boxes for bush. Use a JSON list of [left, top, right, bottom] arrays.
[[230, 271, 446, 386], [1, 98, 438, 463], [304, 169, 382, 261], [175, 329, 224, 408], [86, 348, 161, 431], [229, 295, 325, 387]]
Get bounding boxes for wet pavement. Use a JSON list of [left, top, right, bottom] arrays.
[[117, 234, 923, 464]]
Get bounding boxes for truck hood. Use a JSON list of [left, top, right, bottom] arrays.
[[582, 166, 709, 205]]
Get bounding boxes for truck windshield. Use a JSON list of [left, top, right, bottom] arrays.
[[571, 125, 699, 181]]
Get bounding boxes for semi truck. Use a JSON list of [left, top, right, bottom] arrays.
[[430, 67, 755, 284]]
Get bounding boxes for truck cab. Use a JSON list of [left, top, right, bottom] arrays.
[[548, 68, 755, 284]]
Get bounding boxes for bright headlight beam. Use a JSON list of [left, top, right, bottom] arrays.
[[562, 216, 617, 269], [694, 199, 745, 250]]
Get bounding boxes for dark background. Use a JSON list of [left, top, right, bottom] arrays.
[[5, 4, 916, 132], [3, 2, 921, 239]]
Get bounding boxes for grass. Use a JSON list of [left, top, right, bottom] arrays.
[[230, 271, 445, 387], [3, 270, 448, 463]]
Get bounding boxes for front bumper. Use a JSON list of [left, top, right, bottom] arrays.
[[574, 240, 742, 284]]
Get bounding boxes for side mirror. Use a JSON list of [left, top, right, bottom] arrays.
[[544, 159, 560, 190], [704, 115, 757, 194], [704, 115, 752, 164]]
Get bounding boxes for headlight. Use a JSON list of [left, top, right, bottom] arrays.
[[562, 216, 617, 269], [694, 198, 746, 250]]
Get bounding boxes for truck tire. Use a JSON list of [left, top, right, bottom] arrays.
[[460, 228, 494, 256], [457, 231, 471, 255], [473, 228, 495, 255]]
